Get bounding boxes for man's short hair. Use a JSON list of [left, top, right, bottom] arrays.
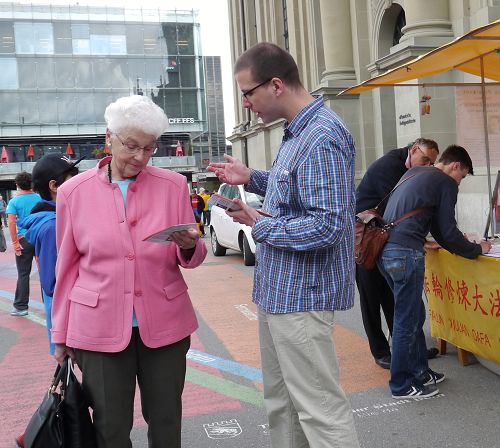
[[410, 138, 439, 154], [234, 42, 302, 88], [14, 171, 32, 191], [438, 145, 474, 175]]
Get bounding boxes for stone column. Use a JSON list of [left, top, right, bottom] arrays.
[[318, 0, 356, 87], [399, 0, 452, 45]]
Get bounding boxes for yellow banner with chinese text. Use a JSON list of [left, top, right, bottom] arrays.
[[425, 250, 500, 363]]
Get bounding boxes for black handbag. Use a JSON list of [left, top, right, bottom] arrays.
[[24, 363, 65, 448], [63, 358, 97, 448], [24, 358, 97, 448]]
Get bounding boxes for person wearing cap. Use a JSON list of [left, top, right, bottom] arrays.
[[14, 154, 80, 448], [6, 172, 41, 317], [19, 154, 81, 354], [51, 95, 207, 448]]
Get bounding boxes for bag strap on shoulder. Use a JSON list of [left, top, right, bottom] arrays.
[[375, 171, 423, 211]]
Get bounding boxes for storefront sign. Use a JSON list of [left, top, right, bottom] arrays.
[[425, 249, 500, 363], [168, 117, 195, 124]]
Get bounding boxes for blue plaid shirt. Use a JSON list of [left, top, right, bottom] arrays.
[[247, 96, 356, 314]]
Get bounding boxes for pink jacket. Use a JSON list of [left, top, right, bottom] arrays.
[[51, 157, 207, 352]]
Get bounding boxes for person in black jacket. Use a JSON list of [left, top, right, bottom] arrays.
[[356, 139, 439, 369], [379, 145, 491, 399]]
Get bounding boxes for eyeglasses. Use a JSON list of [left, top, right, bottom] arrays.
[[416, 146, 435, 166], [241, 78, 273, 99], [114, 133, 158, 155]]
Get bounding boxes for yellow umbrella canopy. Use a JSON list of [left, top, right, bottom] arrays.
[[340, 19, 500, 95]]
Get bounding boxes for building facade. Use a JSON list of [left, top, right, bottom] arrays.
[[227, 0, 500, 234], [0, 3, 227, 192]]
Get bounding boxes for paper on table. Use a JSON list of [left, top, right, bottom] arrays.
[[482, 243, 500, 257], [143, 223, 198, 244]]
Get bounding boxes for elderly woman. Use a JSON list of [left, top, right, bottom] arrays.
[[52, 95, 206, 448]]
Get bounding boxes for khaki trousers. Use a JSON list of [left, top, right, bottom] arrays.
[[258, 309, 360, 448], [76, 329, 190, 448]]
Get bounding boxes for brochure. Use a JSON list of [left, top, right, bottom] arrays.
[[143, 223, 198, 244]]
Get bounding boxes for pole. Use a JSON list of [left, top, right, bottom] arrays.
[[480, 56, 494, 236]]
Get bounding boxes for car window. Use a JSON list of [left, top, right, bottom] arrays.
[[244, 191, 264, 209]]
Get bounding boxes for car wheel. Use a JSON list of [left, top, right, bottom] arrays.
[[211, 229, 226, 256], [242, 235, 255, 266]]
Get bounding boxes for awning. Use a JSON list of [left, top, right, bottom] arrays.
[[339, 19, 500, 95]]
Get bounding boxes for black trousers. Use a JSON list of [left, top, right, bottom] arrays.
[[76, 330, 190, 448], [355, 263, 394, 360], [13, 238, 35, 311]]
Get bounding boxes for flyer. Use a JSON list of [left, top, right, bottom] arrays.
[[143, 223, 198, 244]]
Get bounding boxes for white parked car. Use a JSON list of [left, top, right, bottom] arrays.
[[210, 184, 265, 266]]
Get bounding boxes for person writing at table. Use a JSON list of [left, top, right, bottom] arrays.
[[51, 95, 207, 448]]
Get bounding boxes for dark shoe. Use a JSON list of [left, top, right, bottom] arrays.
[[10, 308, 28, 317], [427, 347, 439, 359], [392, 384, 439, 399], [421, 369, 445, 386], [375, 355, 391, 369]]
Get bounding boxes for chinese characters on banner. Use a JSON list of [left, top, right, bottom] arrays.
[[425, 249, 500, 363]]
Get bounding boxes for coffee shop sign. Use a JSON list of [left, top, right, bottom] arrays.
[[169, 117, 195, 124]]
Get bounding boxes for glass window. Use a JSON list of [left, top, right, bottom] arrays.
[[0, 92, 19, 123], [92, 58, 113, 88], [127, 58, 145, 91], [181, 90, 199, 120], [72, 38, 90, 55], [179, 56, 196, 87], [108, 35, 126, 55], [144, 59, 163, 92], [56, 92, 77, 124], [34, 58, 56, 89], [33, 23, 54, 54], [162, 23, 177, 55], [161, 90, 181, 118], [14, 22, 34, 53], [72, 23, 89, 39], [143, 25, 161, 55], [125, 24, 143, 55], [75, 92, 95, 123], [74, 59, 93, 88], [106, 59, 129, 88], [53, 22, 72, 54], [90, 34, 109, 55], [18, 59, 36, 88], [0, 21, 15, 54], [164, 56, 179, 87], [37, 92, 58, 123], [94, 92, 117, 123], [19, 92, 39, 124], [55, 58, 74, 88], [176, 23, 194, 55], [0, 58, 18, 89]]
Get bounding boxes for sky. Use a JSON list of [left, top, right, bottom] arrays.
[[20, 0, 236, 137]]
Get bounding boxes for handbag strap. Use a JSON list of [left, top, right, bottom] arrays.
[[375, 171, 423, 211], [388, 207, 427, 228]]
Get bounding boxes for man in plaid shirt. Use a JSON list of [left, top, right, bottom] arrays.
[[209, 42, 359, 448]]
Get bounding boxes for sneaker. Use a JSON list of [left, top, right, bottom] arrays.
[[421, 369, 445, 386], [10, 308, 28, 317], [392, 384, 439, 399]]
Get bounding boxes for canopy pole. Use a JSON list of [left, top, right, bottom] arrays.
[[480, 55, 494, 236]]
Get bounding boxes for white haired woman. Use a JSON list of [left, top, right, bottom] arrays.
[[51, 95, 207, 447]]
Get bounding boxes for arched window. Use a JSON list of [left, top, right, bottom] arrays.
[[392, 9, 406, 46]]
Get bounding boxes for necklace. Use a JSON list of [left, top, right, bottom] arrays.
[[107, 159, 112, 183]]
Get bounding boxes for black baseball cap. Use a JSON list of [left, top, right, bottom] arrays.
[[32, 154, 84, 191]]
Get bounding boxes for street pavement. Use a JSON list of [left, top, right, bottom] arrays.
[[0, 227, 498, 448]]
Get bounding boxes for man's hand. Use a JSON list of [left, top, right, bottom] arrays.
[[227, 199, 260, 227], [480, 240, 492, 254], [207, 154, 251, 185], [54, 343, 76, 366], [13, 241, 22, 256]]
